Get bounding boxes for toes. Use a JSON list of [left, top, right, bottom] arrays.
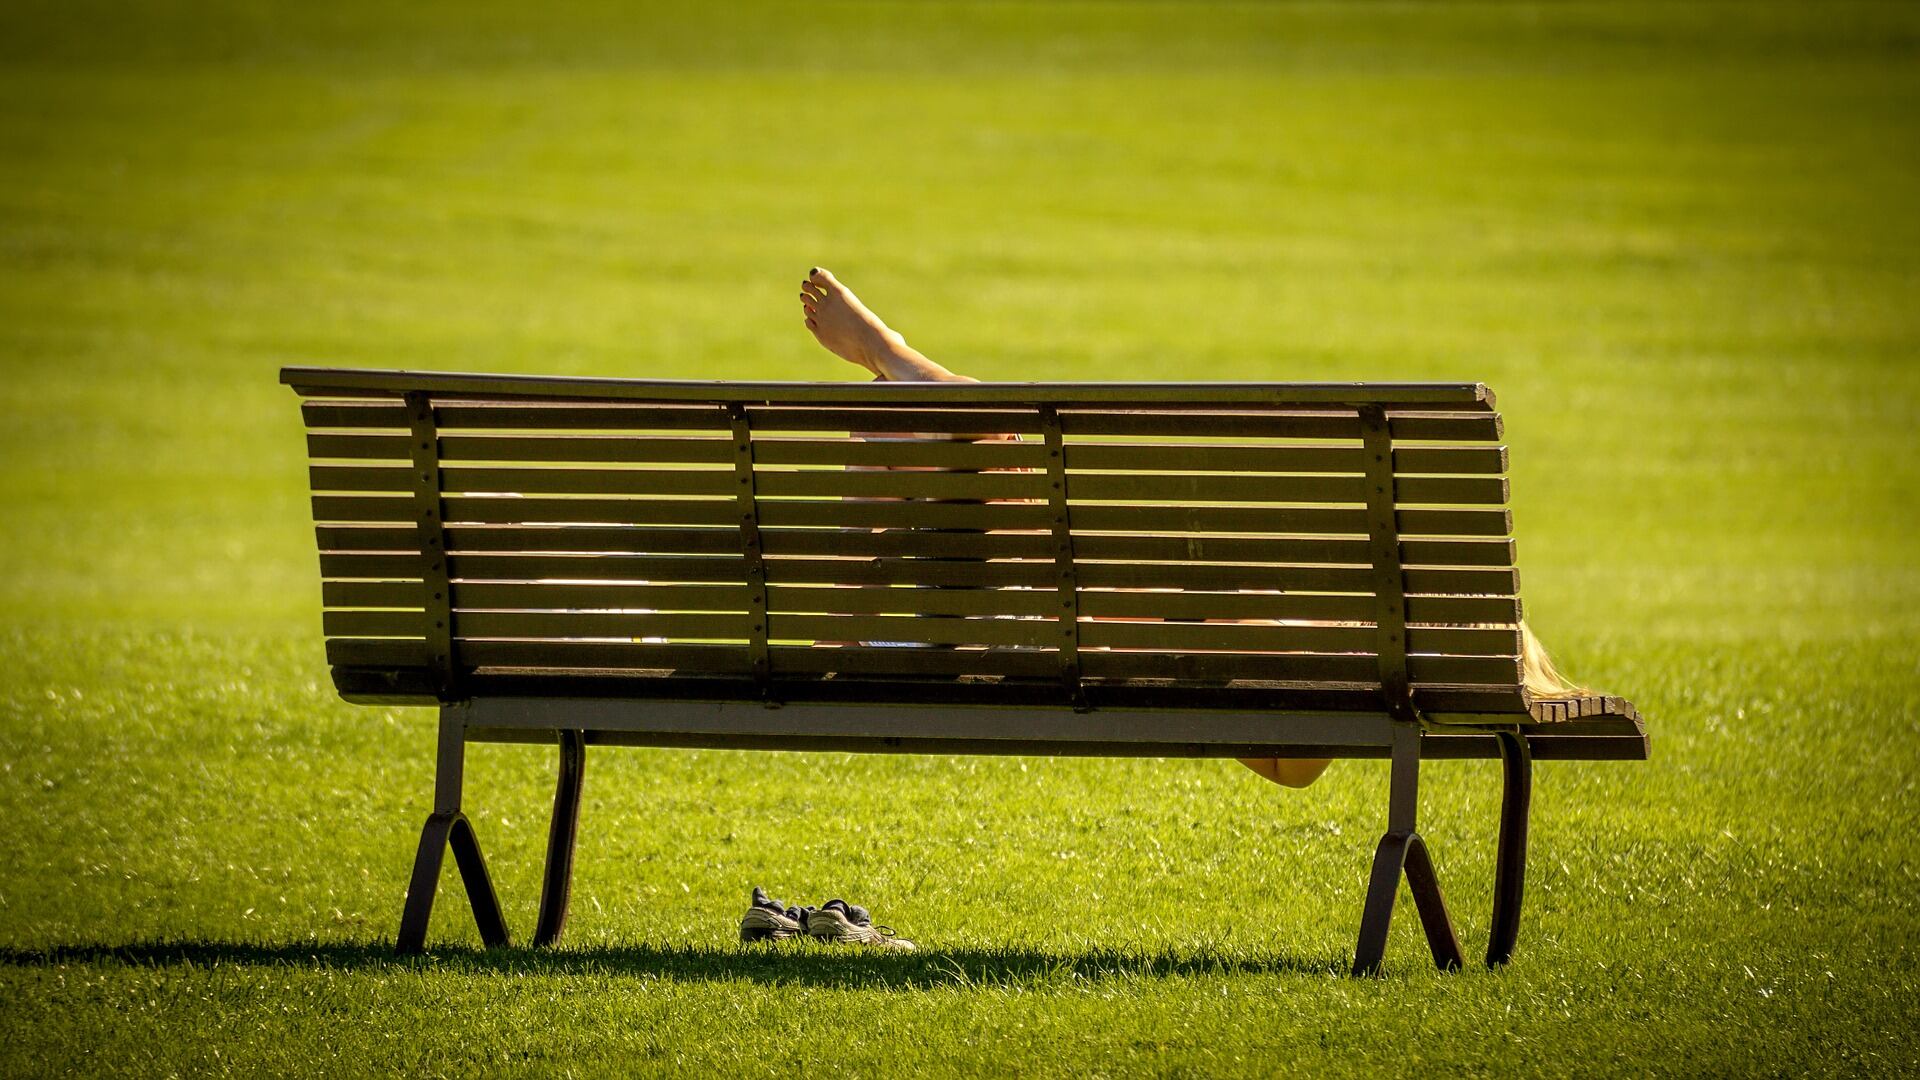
[[801, 282, 827, 304], [807, 267, 841, 290], [805, 317, 819, 331]]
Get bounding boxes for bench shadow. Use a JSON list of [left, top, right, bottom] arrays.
[[0, 940, 1345, 988]]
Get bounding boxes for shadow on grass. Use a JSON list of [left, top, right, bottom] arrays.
[[0, 940, 1346, 987]]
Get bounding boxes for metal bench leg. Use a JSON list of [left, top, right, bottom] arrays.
[[534, 730, 587, 947], [398, 811, 455, 954], [396, 708, 511, 953], [1404, 833, 1464, 971], [1352, 724, 1462, 976], [1354, 831, 1410, 976], [1487, 730, 1533, 968]]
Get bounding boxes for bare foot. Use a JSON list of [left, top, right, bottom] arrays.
[[800, 267, 906, 375], [800, 268, 969, 383]]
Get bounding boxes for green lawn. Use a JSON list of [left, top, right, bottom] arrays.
[[2, 1, 1918, 1075]]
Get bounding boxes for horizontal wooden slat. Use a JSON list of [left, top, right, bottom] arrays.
[[1070, 473, 1360, 503], [317, 526, 416, 551], [310, 465, 412, 492], [322, 580, 423, 608], [308, 433, 411, 459], [1068, 535, 1513, 567], [454, 611, 749, 639], [1076, 621, 1519, 656], [436, 435, 734, 463], [765, 585, 1059, 618], [304, 400, 734, 432], [756, 499, 1054, 531], [337, 614, 1513, 655], [763, 557, 1056, 588], [1066, 505, 1512, 537], [1387, 413, 1503, 441], [746, 408, 1044, 435], [1066, 474, 1508, 505], [765, 529, 1052, 560], [1395, 446, 1508, 474], [753, 470, 1047, 500], [443, 467, 735, 496], [313, 495, 414, 522], [768, 613, 1055, 647], [303, 400, 1501, 443], [312, 495, 742, 525], [447, 526, 740, 554], [1063, 443, 1505, 475], [438, 404, 730, 431], [1055, 411, 1502, 441], [1078, 650, 1519, 686], [451, 582, 748, 611], [319, 552, 747, 582], [302, 401, 407, 429], [1075, 591, 1521, 625], [324, 610, 427, 637], [326, 637, 428, 667], [1074, 563, 1517, 595], [769, 644, 1060, 678], [439, 432, 729, 457], [314, 465, 756, 499], [319, 553, 427, 579], [451, 497, 738, 525], [461, 640, 754, 673], [324, 637, 1518, 690], [751, 438, 1047, 469]]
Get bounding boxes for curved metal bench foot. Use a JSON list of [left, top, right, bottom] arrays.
[[1487, 730, 1532, 968], [534, 730, 587, 947], [396, 810, 509, 953]]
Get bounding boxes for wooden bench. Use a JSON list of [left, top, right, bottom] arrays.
[[284, 366, 1648, 974]]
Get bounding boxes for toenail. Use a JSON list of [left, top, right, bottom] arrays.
[[809, 267, 819, 275]]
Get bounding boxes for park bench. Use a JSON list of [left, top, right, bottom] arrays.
[[283, 366, 1648, 975]]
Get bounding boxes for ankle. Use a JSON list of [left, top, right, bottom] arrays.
[[857, 329, 912, 374]]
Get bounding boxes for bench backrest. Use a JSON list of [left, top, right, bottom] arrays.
[[286, 368, 1526, 715]]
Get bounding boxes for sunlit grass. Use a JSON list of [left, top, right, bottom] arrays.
[[1, 2, 1917, 1076]]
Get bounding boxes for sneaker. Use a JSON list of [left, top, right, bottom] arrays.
[[805, 897, 915, 951], [739, 886, 804, 943]]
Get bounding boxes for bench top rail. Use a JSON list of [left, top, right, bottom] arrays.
[[284, 367, 1496, 409]]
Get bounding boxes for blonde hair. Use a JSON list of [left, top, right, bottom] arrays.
[[1520, 620, 1583, 699]]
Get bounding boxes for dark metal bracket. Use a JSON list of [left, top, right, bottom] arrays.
[[1038, 405, 1086, 709], [404, 391, 456, 696], [728, 404, 773, 697], [1358, 404, 1421, 728]]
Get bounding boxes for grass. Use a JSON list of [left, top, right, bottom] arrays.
[[1, 1, 1917, 1075]]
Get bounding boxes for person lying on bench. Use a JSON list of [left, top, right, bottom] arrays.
[[795, 266, 1585, 790]]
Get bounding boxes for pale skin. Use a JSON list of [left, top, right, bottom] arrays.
[[800, 267, 1333, 790]]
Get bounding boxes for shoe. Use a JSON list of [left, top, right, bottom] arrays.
[[739, 886, 804, 942], [805, 897, 915, 951]]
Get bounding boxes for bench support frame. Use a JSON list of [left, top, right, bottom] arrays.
[[396, 710, 511, 953], [389, 699, 1560, 973], [1352, 724, 1464, 975]]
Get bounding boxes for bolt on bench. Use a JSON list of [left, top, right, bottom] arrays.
[[284, 367, 1648, 975]]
